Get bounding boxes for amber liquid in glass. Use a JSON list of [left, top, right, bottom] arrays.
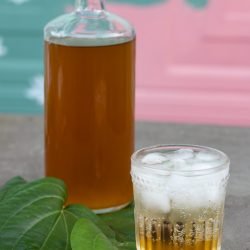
[[136, 210, 223, 250], [45, 40, 135, 210]]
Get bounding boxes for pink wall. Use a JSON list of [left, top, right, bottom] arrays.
[[110, 0, 250, 127]]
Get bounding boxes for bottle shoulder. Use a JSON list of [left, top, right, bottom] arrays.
[[44, 10, 135, 46]]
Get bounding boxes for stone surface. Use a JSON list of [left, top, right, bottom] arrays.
[[0, 116, 249, 249]]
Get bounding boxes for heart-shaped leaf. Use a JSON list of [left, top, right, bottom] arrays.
[[100, 205, 135, 242], [71, 218, 136, 250], [0, 177, 114, 250], [71, 218, 118, 250], [0, 176, 27, 202]]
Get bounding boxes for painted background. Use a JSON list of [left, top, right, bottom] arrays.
[[0, 0, 249, 126]]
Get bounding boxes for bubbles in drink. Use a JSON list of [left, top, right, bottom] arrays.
[[132, 145, 229, 250]]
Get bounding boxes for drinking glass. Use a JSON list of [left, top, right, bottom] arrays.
[[131, 145, 230, 250]]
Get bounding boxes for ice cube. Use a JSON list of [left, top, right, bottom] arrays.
[[170, 183, 209, 209], [167, 175, 192, 207], [171, 149, 194, 160], [142, 153, 167, 165], [188, 162, 213, 171], [189, 160, 223, 171], [167, 172, 225, 209], [140, 189, 171, 213], [196, 151, 220, 161], [171, 159, 187, 170]]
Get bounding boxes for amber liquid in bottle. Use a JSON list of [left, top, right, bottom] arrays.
[[45, 40, 135, 210]]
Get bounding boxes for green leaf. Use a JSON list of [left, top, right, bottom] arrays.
[[0, 176, 27, 202], [71, 218, 118, 250], [71, 205, 136, 250], [71, 218, 136, 250], [67, 204, 115, 239], [0, 177, 136, 249], [116, 242, 136, 250], [100, 205, 135, 242], [0, 177, 113, 250]]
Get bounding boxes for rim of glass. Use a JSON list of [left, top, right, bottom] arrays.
[[131, 144, 230, 176]]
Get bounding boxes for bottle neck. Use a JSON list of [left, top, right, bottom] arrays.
[[75, 0, 105, 11]]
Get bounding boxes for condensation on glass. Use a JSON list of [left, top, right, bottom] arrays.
[[131, 145, 230, 250]]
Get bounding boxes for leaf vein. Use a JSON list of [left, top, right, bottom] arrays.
[[12, 210, 61, 249], [0, 195, 63, 232], [93, 232, 103, 249], [0, 182, 65, 204], [39, 211, 63, 250], [62, 212, 69, 250], [64, 210, 79, 220]]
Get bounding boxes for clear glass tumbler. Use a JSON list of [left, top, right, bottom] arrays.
[[131, 145, 230, 250]]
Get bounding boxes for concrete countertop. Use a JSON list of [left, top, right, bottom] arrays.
[[0, 116, 249, 250]]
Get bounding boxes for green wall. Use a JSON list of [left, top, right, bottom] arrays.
[[0, 0, 207, 114]]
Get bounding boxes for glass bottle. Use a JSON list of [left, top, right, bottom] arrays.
[[44, 0, 135, 213]]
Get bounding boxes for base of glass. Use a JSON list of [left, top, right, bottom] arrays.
[[92, 201, 131, 214]]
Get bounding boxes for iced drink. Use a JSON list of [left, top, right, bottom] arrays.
[[131, 145, 230, 250]]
